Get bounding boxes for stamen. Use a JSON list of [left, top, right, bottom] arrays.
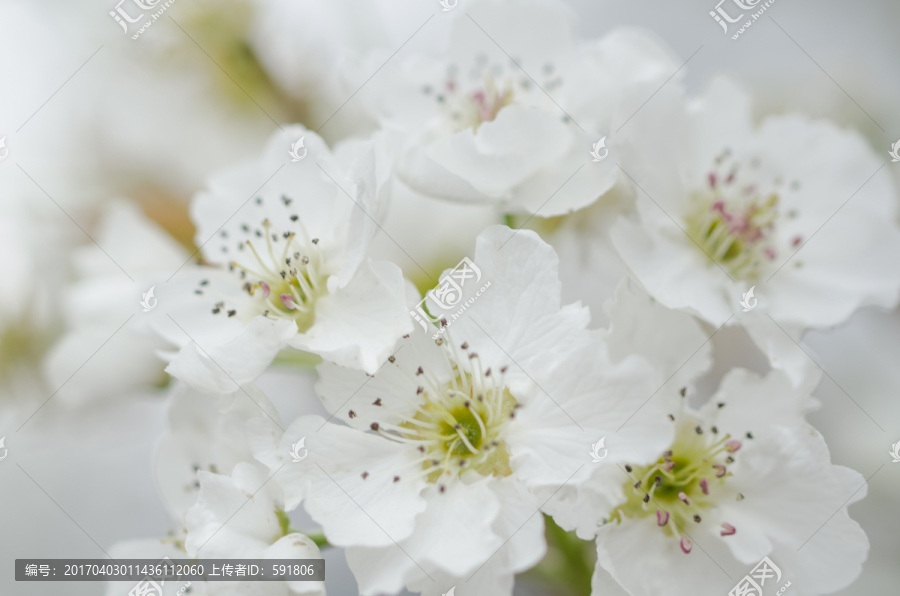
[[360, 333, 516, 485], [685, 166, 785, 280], [657, 510, 669, 526], [215, 215, 328, 329]]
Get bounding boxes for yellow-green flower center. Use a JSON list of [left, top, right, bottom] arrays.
[[374, 341, 518, 488], [200, 209, 329, 333], [685, 189, 779, 280], [682, 150, 805, 281], [405, 372, 516, 482], [609, 415, 745, 553]]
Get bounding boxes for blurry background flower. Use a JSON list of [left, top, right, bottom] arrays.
[[1, 0, 898, 595]]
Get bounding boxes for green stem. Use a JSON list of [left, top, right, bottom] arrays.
[[278, 511, 332, 550], [523, 515, 595, 596], [302, 530, 331, 550]]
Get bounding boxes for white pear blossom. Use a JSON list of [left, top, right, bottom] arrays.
[[364, 0, 682, 216], [185, 462, 326, 595], [540, 280, 714, 539], [250, 0, 431, 140], [0, 203, 76, 411], [43, 200, 192, 404], [611, 78, 900, 330], [541, 282, 867, 595], [165, 126, 411, 392], [586, 368, 869, 596], [106, 381, 323, 596], [249, 226, 671, 595], [72, 0, 404, 201], [2, 3, 887, 594], [155, 382, 284, 523], [104, 464, 326, 596]]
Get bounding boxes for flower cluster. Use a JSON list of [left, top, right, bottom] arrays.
[[6, 1, 896, 596]]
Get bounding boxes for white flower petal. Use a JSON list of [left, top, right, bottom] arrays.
[[738, 316, 821, 388], [698, 368, 818, 432], [600, 280, 713, 389], [264, 534, 326, 595], [264, 416, 428, 548], [610, 212, 735, 326], [434, 225, 592, 389], [594, 518, 739, 596], [331, 133, 394, 288], [347, 480, 504, 590], [295, 259, 411, 373], [156, 383, 281, 523], [315, 331, 450, 431], [191, 128, 339, 256], [166, 317, 297, 394], [510, 149, 618, 217], [509, 347, 670, 489], [185, 463, 282, 558], [424, 105, 574, 197], [766, 206, 900, 327], [719, 425, 868, 573]]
